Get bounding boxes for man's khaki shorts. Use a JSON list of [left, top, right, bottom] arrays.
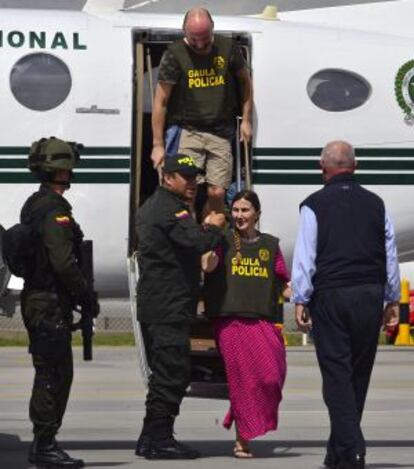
[[178, 128, 232, 189]]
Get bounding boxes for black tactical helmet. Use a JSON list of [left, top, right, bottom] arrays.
[[28, 137, 82, 173]]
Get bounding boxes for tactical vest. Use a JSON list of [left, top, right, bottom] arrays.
[[167, 35, 239, 129], [21, 187, 83, 295], [204, 230, 282, 321]]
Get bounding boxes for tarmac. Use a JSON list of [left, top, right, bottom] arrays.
[[1, 346, 413, 468]]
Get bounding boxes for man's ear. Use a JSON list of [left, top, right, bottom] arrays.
[[163, 172, 172, 185]]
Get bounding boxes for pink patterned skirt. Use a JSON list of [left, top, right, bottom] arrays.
[[214, 317, 287, 441]]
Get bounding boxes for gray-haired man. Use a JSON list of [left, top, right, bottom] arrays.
[[292, 140, 400, 469]]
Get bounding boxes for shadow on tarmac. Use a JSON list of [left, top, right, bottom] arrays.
[[2, 434, 414, 466], [72, 465, 125, 467], [38, 439, 414, 452], [368, 466, 414, 468]]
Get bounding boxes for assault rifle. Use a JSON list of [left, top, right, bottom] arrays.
[[75, 240, 99, 361]]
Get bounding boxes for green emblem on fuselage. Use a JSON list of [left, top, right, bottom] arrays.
[[395, 60, 414, 125], [0, 30, 87, 50]]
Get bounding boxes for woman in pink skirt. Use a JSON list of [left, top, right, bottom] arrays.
[[202, 190, 290, 458]]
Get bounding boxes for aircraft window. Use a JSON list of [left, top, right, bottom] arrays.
[[307, 69, 371, 112], [10, 53, 71, 111]]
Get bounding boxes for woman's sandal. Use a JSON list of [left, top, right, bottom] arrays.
[[233, 442, 253, 458]]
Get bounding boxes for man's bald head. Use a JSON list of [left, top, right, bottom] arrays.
[[320, 140, 356, 180], [183, 8, 214, 30], [183, 8, 214, 54]]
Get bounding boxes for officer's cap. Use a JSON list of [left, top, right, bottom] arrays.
[[163, 153, 204, 176]]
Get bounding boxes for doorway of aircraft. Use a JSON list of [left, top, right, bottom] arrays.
[[128, 29, 251, 254], [128, 30, 251, 393]]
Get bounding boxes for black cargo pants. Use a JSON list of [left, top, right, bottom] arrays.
[[309, 283, 384, 462], [141, 322, 191, 420], [21, 290, 73, 440]]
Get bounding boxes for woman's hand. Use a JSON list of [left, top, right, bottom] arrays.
[[281, 282, 291, 300]]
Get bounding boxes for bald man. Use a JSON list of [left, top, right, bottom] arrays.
[[151, 7, 253, 214], [291, 141, 400, 469]]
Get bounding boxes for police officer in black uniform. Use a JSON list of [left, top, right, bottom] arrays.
[[135, 154, 225, 459], [21, 137, 98, 468]]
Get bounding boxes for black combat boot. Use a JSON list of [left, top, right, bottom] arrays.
[[135, 433, 151, 457], [135, 416, 158, 457], [140, 417, 200, 460], [28, 437, 84, 468], [323, 453, 337, 468], [145, 437, 201, 460], [336, 454, 365, 469]]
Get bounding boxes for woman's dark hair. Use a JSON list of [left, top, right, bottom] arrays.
[[231, 190, 261, 264], [231, 190, 261, 213]]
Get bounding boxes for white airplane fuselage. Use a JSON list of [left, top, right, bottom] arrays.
[[1, 1, 414, 295]]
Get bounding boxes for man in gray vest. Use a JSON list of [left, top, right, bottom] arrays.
[[291, 141, 400, 469], [151, 7, 253, 215]]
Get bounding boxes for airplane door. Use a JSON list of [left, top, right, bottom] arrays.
[[127, 41, 150, 384], [128, 42, 144, 258], [128, 30, 251, 394], [128, 32, 185, 385], [127, 34, 180, 384], [129, 29, 252, 222]]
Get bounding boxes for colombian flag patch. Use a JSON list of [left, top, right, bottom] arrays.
[[55, 215, 70, 225], [175, 210, 190, 219]]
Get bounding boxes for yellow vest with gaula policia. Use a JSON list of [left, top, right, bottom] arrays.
[[167, 35, 239, 129], [204, 230, 282, 321]]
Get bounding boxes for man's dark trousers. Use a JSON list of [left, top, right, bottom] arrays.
[[141, 322, 191, 422], [22, 292, 74, 441], [309, 284, 384, 461]]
